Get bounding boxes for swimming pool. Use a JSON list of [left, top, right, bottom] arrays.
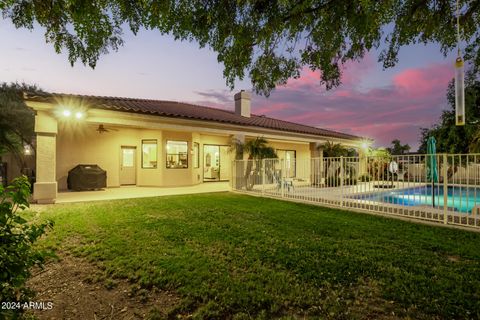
[[351, 185, 480, 213]]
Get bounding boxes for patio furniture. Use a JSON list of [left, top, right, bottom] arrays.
[[273, 172, 294, 192], [68, 164, 107, 191]]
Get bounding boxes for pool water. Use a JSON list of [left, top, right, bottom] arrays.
[[351, 185, 480, 213]]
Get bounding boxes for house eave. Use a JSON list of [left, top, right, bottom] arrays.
[[25, 101, 365, 148]]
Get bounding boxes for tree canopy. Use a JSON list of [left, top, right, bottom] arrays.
[[231, 137, 277, 160], [418, 71, 480, 153], [2, 0, 479, 95], [0, 83, 37, 158], [387, 139, 411, 155]]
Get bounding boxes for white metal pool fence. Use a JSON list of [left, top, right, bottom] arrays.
[[231, 154, 480, 229]]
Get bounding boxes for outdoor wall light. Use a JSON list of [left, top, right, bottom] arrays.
[[360, 140, 373, 154], [56, 106, 87, 121], [24, 145, 32, 155]]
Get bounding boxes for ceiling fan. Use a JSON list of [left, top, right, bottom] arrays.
[[96, 124, 118, 134]]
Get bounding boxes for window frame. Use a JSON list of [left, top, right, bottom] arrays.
[[141, 139, 158, 169], [166, 140, 189, 169]]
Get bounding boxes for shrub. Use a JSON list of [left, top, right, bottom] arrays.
[[0, 176, 53, 319]]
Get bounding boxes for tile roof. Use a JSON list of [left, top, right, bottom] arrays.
[[25, 92, 362, 141]]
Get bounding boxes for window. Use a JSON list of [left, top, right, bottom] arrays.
[[122, 148, 135, 167], [193, 142, 200, 168], [142, 140, 158, 168], [166, 140, 188, 168], [277, 149, 296, 178]]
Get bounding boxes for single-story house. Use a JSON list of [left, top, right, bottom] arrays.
[[24, 90, 365, 203]]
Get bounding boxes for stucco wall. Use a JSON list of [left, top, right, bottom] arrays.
[[268, 140, 311, 180], [268, 141, 310, 159], [57, 125, 168, 190], [56, 123, 315, 190], [56, 125, 237, 189]]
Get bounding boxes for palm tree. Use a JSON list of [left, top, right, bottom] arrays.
[[318, 141, 358, 185], [231, 137, 277, 190], [318, 141, 355, 157]]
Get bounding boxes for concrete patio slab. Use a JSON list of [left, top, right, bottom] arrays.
[[54, 182, 230, 204]]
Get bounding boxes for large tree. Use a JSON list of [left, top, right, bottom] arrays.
[[418, 71, 480, 154], [1, 1, 479, 95], [0, 83, 38, 166]]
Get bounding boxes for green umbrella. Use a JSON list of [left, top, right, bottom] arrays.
[[426, 137, 438, 206]]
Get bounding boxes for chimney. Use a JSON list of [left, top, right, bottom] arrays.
[[234, 90, 251, 117]]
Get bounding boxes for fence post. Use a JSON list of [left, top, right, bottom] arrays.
[[231, 160, 235, 190], [340, 156, 344, 207], [443, 153, 448, 224], [281, 159, 285, 198], [262, 159, 266, 196]]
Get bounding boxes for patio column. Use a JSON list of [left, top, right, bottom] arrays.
[[233, 134, 245, 189], [33, 111, 58, 204], [310, 142, 323, 185], [309, 142, 322, 158]]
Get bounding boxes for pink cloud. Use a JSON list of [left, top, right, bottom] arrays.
[[286, 109, 358, 124], [193, 59, 452, 151], [339, 54, 375, 87], [393, 63, 452, 98], [250, 61, 452, 149], [255, 103, 290, 115], [332, 90, 352, 98], [282, 68, 322, 90], [281, 53, 375, 90]]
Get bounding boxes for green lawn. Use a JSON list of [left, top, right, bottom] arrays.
[[34, 192, 480, 319]]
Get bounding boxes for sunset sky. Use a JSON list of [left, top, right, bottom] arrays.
[[0, 19, 457, 150]]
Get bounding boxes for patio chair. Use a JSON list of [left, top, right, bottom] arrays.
[[273, 172, 294, 192]]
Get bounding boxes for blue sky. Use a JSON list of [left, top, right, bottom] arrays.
[[0, 19, 458, 150]]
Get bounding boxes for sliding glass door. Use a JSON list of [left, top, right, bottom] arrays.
[[203, 145, 230, 181], [277, 149, 296, 178]]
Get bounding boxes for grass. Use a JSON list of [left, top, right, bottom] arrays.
[[33, 192, 480, 319]]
